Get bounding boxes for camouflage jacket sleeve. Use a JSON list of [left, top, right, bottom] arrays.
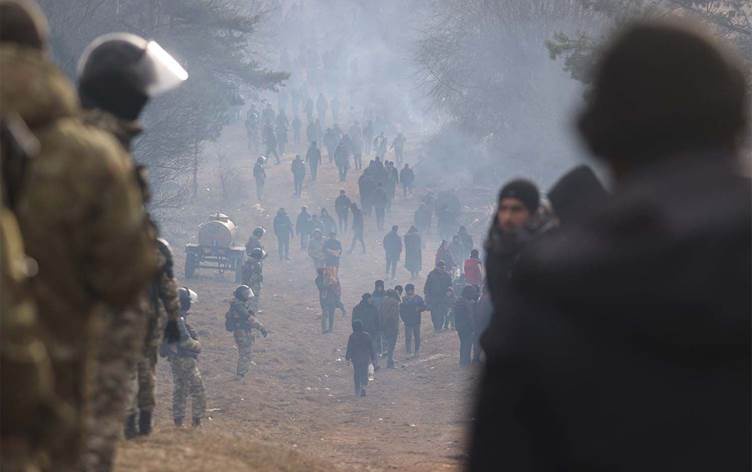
[[82, 141, 156, 308], [158, 271, 180, 324], [248, 315, 266, 333], [178, 318, 201, 353]]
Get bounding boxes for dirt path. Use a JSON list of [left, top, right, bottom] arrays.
[[116, 125, 479, 471]]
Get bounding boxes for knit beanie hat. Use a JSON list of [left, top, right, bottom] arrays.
[[498, 179, 540, 214]]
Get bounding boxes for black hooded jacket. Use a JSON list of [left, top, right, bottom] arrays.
[[470, 155, 751, 471]]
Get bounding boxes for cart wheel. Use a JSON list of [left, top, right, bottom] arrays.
[[185, 254, 196, 279]]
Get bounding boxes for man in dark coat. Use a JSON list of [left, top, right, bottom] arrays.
[[383, 225, 403, 280], [351, 294, 380, 370], [295, 206, 312, 249], [334, 137, 351, 182], [345, 319, 375, 397], [470, 20, 751, 472], [379, 289, 401, 368], [322, 231, 342, 269], [291, 155, 306, 197], [305, 141, 320, 180], [453, 285, 478, 367], [272, 208, 294, 261], [348, 203, 366, 254], [399, 284, 428, 355], [400, 163, 415, 196], [359, 173, 375, 217], [372, 183, 388, 231], [403, 226, 422, 278], [334, 190, 352, 232], [424, 261, 453, 332]]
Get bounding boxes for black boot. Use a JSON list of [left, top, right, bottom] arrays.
[[192, 417, 201, 427], [138, 410, 152, 436], [174, 417, 184, 427], [124, 414, 138, 439]]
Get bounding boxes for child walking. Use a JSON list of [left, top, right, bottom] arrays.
[[345, 320, 376, 397]]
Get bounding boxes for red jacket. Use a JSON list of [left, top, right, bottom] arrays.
[[464, 258, 483, 286]]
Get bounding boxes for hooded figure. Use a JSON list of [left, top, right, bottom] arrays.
[[471, 20, 751, 471], [404, 226, 422, 278]]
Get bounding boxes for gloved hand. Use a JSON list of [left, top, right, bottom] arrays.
[[261, 328, 268, 338], [164, 320, 180, 343]]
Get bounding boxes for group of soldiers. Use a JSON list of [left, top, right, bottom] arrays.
[[0, 1, 210, 470]]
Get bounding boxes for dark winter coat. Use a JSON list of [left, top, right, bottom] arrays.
[[306, 146, 321, 166], [399, 295, 427, 326], [379, 295, 401, 338], [400, 167, 415, 186], [470, 155, 751, 472], [273, 213, 294, 240], [383, 231, 402, 257], [352, 300, 379, 336], [253, 162, 266, 182], [404, 231, 422, 273], [296, 211, 312, 236], [346, 331, 375, 366], [351, 208, 364, 235], [424, 269, 452, 305], [452, 297, 476, 336], [335, 195, 351, 215], [291, 159, 306, 179]]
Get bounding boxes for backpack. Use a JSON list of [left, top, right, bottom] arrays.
[[225, 310, 236, 332]]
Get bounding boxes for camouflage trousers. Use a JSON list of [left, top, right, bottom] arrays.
[[249, 282, 261, 312], [169, 356, 206, 421], [233, 330, 253, 377], [127, 348, 158, 415], [82, 308, 145, 472]]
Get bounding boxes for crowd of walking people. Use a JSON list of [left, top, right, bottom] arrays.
[[2, 1, 749, 470]]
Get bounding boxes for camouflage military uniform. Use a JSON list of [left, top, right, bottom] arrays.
[[2, 45, 155, 472], [226, 299, 266, 377], [242, 259, 263, 312], [167, 314, 206, 424], [79, 109, 160, 472], [127, 244, 180, 429], [0, 204, 72, 472]]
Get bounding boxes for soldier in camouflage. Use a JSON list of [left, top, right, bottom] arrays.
[[75, 33, 185, 472], [125, 238, 181, 438], [1, 4, 157, 471], [1, 110, 73, 472], [242, 247, 265, 313], [226, 285, 268, 379], [165, 287, 206, 427]]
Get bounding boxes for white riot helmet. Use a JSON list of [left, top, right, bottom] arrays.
[[77, 33, 188, 121]]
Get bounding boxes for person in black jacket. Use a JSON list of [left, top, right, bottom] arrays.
[[348, 203, 366, 254], [453, 285, 478, 367], [273, 208, 294, 261], [372, 183, 388, 230], [399, 284, 428, 355], [404, 226, 422, 279], [383, 225, 402, 280], [424, 260, 453, 332], [305, 141, 320, 180], [352, 294, 380, 369], [345, 320, 375, 397], [295, 206, 312, 249], [334, 189, 352, 232], [291, 155, 306, 197], [470, 21, 751, 472]]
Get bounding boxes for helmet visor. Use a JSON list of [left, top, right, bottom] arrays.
[[142, 40, 188, 96]]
